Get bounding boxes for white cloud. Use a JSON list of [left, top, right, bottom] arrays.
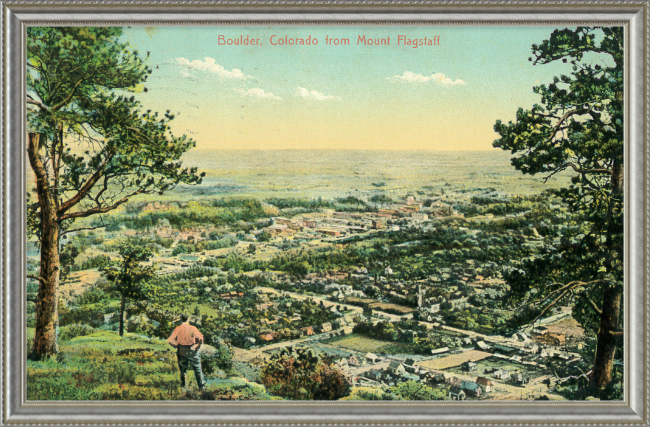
[[176, 57, 252, 80], [387, 71, 466, 86], [234, 88, 282, 101], [180, 70, 194, 78], [295, 87, 341, 101]]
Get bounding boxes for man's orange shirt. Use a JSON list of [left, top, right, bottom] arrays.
[[168, 323, 204, 348]]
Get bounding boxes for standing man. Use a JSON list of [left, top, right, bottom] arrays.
[[168, 314, 205, 390]]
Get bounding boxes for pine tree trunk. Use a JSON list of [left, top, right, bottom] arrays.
[[589, 159, 624, 394], [590, 285, 622, 394], [119, 294, 126, 337], [27, 133, 60, 360]]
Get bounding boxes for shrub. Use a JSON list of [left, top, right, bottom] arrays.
[[59, 324, 95, 341], [261, 348, 350, 400], [96, 383, 177, 400], [78, 254, 112, 271], [59, 304, 106, 328], [109, 362, 137, 385], [390, 381, 447, 401], [202, 342, 233, 374]]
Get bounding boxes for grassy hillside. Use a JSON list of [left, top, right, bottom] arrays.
[[26, 328, 279, 401]]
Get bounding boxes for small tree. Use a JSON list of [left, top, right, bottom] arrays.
[[362, 304, 373, 319], [100, 245, 157, 336], [370, 194, 393, 207]]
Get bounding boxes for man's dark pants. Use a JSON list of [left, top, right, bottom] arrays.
[[177, 345, 205, 389]]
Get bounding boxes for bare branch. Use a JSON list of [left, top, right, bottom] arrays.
[[60, 223, 107, 237], [523, 280, 601, 308], [27, 274, 46, 283], [26, 98, 50, 113], [59, 189, 145, 221]]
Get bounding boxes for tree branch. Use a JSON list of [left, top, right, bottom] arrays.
[[58, 189, 145, 221], [57, 150, 115, 215], [27, 274, 46, 284], [549, 108, 589, 142], [60, 223, 107, 237], [521, 280, 606, 327], [26, 97, 50, 113], [529, 289, 573, 326], [564, 162, 612, 175], [51, 78, 84, 112], [581, 294, 602, 316]]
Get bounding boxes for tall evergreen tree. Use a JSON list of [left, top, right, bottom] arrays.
[[493, 27, 623, 397], [26, 27, 203, 359]]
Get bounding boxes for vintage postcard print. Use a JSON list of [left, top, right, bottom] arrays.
[[25, 25, 624, 402]]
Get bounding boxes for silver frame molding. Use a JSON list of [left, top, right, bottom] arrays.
[[1, 1, 648, 425]]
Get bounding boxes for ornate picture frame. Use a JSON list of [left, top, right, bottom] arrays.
[[2, 1, 648, 425]]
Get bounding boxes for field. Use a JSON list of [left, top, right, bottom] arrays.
[[415, 350, 493, 370], [324, 334, 420, 355]]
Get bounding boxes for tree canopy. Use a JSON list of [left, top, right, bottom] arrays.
[[27, 27, 204, 232]]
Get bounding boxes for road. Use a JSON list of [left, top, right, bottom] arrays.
[[257, 287, 404, 322]]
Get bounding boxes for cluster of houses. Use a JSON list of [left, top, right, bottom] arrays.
[[461, 361, 530, 386], [335, 354, 507, 400]]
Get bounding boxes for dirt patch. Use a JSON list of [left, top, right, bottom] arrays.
[[544, 317, 585, 345]]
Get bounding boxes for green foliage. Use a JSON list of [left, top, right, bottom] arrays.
[[261, 348, 351, 400], [370, 194, 393, 206], [336, 196, 367, 208], [101, 245, 157, 301], [390, 380, 447, 401], [494, 26, 624, 327], [77, 254, 112, 271], [201, 342, 233, 374], [59, 324, 95, 341], [59, 302, 107, 328], [264, 197, 335, 210], [353, 322, 398, 343], [59, 243, 80, 283], [351, 388, 400, 400]]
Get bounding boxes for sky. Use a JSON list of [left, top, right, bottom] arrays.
[[121, 26, 580, 151]]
